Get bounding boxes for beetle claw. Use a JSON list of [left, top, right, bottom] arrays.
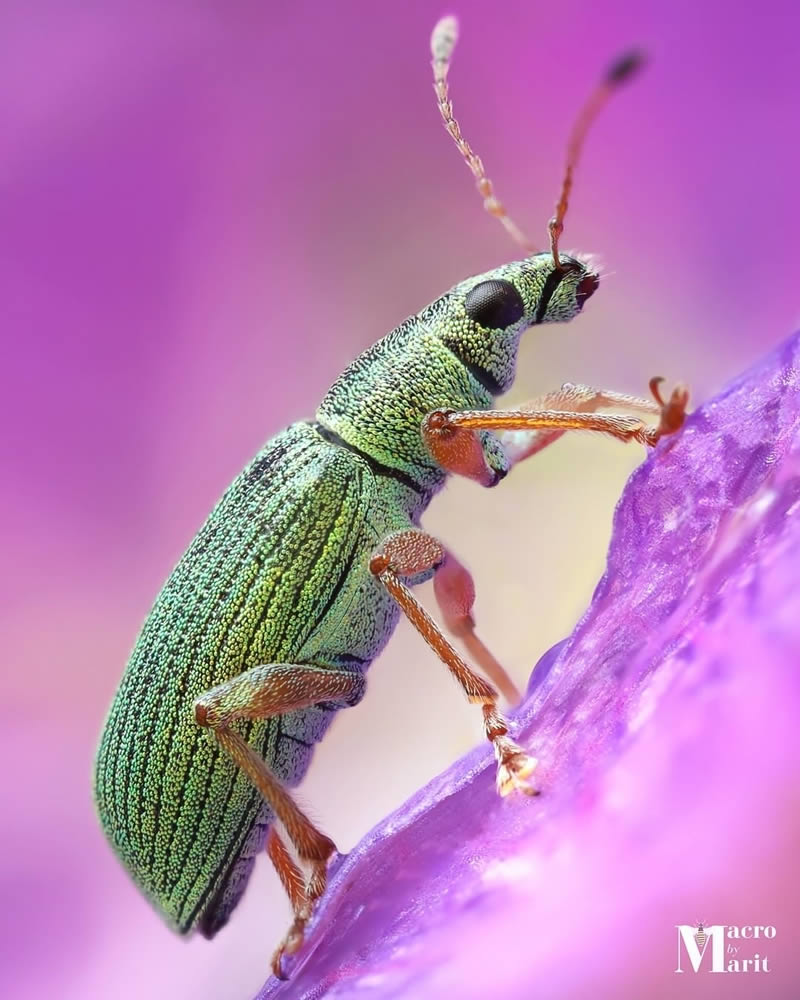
[[271, 917, 307, 980], [271, 947, 288, 981], [494, 737, 539, 797], [648, 377, 690, 444]]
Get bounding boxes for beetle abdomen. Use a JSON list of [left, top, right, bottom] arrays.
[[93, 422, 377, 931], [197, 804, 272, 938]]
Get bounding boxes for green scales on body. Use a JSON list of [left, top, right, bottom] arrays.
[[94, 18, 689, 979]]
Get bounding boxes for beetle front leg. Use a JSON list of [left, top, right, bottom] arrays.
[[370, 530, 536, 796], [194, 663, 364, 978], [423, 378, 689, 482]]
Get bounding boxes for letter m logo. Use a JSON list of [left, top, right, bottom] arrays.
[[675, 925, 725, 973]]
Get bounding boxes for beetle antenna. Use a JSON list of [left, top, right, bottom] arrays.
[[548, 49, 646, 268], [431, 16, 540, 255]]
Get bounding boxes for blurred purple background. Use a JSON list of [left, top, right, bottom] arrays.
[[3, 2, 798, 998]]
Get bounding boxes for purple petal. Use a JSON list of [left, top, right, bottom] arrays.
[[257, 332, 800, 999]]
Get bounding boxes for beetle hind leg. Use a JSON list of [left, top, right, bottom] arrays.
[[193, 662, 364, 978], [266, 826, 322, 979]]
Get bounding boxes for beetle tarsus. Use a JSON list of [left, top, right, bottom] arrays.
[[495, 741, 539, 797], [648, 377, 690, 444]]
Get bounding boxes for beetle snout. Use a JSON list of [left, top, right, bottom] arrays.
[[576, 273, 599, 308]]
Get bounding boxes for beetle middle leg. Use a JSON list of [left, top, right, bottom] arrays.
[[370, 530, 537, 797], [194, 663, 364, 978], [430, 543, 521, 704]]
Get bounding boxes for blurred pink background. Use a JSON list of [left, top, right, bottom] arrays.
[[2, 1, 798, 998]]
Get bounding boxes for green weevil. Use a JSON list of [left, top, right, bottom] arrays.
[[93, 16, 688, 979]]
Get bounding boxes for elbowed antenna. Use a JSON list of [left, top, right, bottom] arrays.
[[430, 16, 540, 255], [548, 49, 646, 268], [429, 17, 646, 269]]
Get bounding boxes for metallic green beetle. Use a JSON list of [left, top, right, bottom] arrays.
[[93, 16, 687, 978]]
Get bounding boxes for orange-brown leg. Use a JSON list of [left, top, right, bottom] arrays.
[[370, 531, 537, 796], [194, 663, 364, 978], [266, 827, 310, 978], [432, 544, 521, 705], [423, 378, 689, 482], [410, 382, 688, 701], [267, 826, 307, 917]]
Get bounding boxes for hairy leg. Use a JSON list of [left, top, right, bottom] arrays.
[[370, 530, 537, 796], [194, 663, 364, 978], [423, 378, 689, 483]]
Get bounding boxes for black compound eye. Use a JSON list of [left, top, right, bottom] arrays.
[[464, 279, 525, 329]]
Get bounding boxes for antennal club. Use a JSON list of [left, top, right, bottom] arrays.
[[549, 49, 646, 268], [430, 16, 539, 255]]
